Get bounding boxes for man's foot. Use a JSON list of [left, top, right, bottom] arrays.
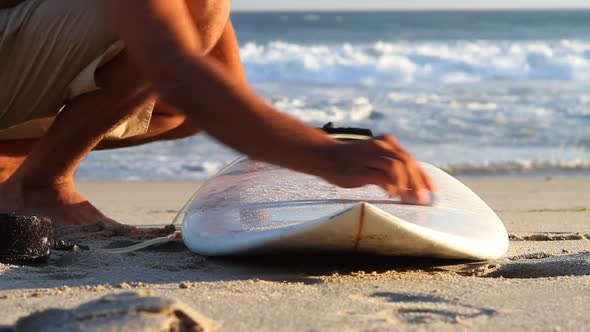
[[0, 179, 121, 227]]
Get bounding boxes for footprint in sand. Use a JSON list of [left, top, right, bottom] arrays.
[[345, 292, 496, 326], [14, 292, 219, 332]]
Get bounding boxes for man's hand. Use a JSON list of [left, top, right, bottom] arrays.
[[313, 135, 436, 205]]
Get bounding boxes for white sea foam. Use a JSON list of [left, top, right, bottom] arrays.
[[76, 81, 590, 180], [77, 59, 590, 180], [272, 96, 373, 123], [240, 40, 590, 84]]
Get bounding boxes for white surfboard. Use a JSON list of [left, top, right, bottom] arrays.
[[182, 153, 509, 260]]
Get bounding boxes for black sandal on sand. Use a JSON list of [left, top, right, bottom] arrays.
[[0, 214, 53, 262]]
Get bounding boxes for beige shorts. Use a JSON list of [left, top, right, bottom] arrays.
[[0, 0, 154, 141]]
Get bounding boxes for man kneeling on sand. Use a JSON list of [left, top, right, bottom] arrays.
[[0, 0, 435, 226]]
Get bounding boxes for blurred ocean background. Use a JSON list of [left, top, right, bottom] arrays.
[[79, 10, 590, 180]]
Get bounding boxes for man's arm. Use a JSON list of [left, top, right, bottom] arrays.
[[105, 0, 336, 174], [208, 21, 249, 86], [104, 0, 435, 203]]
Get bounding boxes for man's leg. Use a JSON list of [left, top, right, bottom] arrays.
[[0, 0, 235, 226], [0, 17, 243, 159], [0, 51, 153, 226]]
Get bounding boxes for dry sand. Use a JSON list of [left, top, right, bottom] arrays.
[[1, 177, 589, 331]]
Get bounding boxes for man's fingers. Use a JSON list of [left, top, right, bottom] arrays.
[[363, 163, 401, 197], [366, 156, 429, 203], [363, 167, 396, 194], [391, 160, 410, 201], [420, 168, 437, 192], [365, 157, 395, 178], [367, 139, 398, 160], [382, 183, 399, 197], [370, 135, 436, 201], [374, 135, 412, 160], [365, 157, 405, 189], [405, 160, 429, 204]]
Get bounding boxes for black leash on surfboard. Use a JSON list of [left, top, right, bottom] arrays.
[[321, 122, 374, 138]]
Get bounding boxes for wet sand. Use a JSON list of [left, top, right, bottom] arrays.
[[1, 177, 589, 331]]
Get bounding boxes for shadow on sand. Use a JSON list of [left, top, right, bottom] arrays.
[[1, 239, 473, 291], [2, 237, 588, 292]]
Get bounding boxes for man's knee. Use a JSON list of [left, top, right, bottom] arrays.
[[185, 0, 231, 53]]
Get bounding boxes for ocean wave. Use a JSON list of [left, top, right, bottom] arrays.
[[76, 81, 590, 180], [240, 40, 590, 84], [272, 96, 374, 123]]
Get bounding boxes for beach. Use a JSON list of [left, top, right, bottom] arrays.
[[1, 177, 588, 331], [1, 6, 590, 332]]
